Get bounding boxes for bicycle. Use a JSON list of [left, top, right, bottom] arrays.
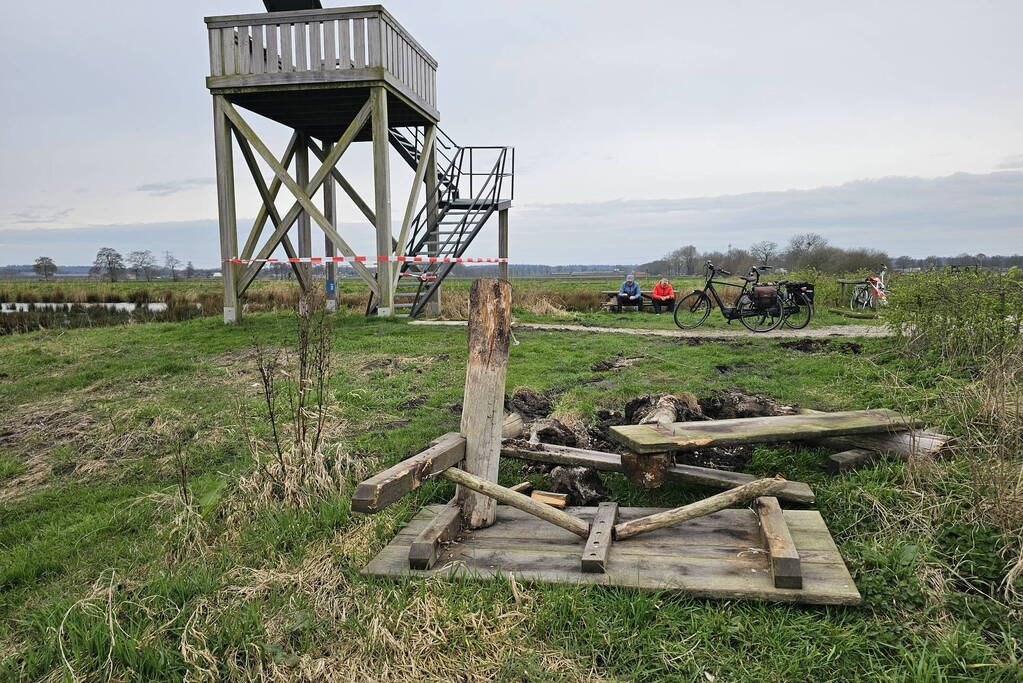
[[851, 265, 889, 311], [673, 261, 786, 332], [777, 278, 816, 329]]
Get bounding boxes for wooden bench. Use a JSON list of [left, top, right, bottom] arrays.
[[601, 290, 653, 311]]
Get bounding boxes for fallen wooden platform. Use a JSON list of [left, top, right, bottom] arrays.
[[363, 504, 862, 606], [611, 409, 918, 454], [501, 442, 816, 504]]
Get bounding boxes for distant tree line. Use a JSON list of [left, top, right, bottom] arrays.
[[641, 233, 890, 276]]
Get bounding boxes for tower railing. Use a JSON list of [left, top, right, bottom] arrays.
[[206, 6, 437, 113]]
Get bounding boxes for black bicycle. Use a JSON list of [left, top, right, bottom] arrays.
[[673, 262, 786, 332], [776, 278, 815, 329]]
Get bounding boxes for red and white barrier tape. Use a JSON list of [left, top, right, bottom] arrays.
[[224, 256, 508, 264]]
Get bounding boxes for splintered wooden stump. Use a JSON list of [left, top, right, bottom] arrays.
[[456, 279, 513, 529], [621, 451, 669, 488]]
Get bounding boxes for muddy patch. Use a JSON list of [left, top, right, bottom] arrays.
[[549, 465, 607, 505], [507, 387, 553, 420], [779, 339, 863, 355], [398, 396, 427, 410], [698, 390, 798, 420]]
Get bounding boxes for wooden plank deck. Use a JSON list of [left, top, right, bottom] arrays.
[[611, 409, 918, 454], [362, 504, 861, 606]]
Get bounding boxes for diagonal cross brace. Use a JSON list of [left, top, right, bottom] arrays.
[[223, 99, 378, 295], [232, 130, 310, 291], [240, 132, 298, 261]]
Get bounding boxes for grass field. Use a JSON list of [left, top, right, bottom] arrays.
[[1, 295, 1020, 679]]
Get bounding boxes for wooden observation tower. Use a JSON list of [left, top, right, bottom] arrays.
[[205, 2, 514, 321]]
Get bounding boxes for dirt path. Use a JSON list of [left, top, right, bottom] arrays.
[[410, 320, 890, 339]]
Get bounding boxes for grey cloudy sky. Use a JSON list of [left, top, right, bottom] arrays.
[[1, 1, 1021, 266]]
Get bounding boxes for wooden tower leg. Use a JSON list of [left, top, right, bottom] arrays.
[[212, 95, 240, 323], [296, 133, 312, 304], [424, 125, 441, 317], [323, 141, 338, 312], [371, 87, 394, 316], [456, 279, 513, 528], [498, 208, 509, 281]]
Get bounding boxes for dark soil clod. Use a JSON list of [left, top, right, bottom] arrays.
[[549, 465, 607, 505], [779, 339, 863, 355], [508, 387, 553, 420]]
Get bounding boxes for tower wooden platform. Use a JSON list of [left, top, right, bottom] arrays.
[[206, 4, 513, 321]]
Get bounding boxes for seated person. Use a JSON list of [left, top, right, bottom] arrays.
[[616, 273, 642, 312], [651, 278, 675, 313]]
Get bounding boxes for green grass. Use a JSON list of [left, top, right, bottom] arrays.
[[0, 311, 1019, 680]]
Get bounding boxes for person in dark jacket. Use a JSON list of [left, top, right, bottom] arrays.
[[616, 273, 642, 312]]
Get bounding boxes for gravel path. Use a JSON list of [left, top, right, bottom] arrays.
[[410, 320, 891, 339]]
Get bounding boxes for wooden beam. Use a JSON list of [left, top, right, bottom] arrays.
[[501, 413, 525, 440], [498, 208, 509, 281], [814, 429, 952, 461], [408, 499, 461, 570], [240, 132, 298, 260], [323, 141, 338, 311], [392, 125, 437, 291], [296, 133, 313, 286], [500, 442, 816, 504], [441, 467, 590, 539], [581, 501, 618, 574], [455, 279, 513, 528], [509, 481, 533, 494], [226, 99, 379, 294], [371, 86, 394, 314], [755, 496, 802, 589], [614, 478, 787, 541], [351, 432, 464, 514], [231, 130, 310, 292], [424, 127, 441, 316], [531, 490, 568, 510], [307, 142, 382, 229], [212, 95, 240, 323], [611, 409, 919, 454]]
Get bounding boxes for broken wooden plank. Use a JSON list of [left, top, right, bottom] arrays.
[[615, 478, 787, 540], [509, 481, 533, 494], [501, 443, 816, 504], [824, 448, 878, 474], [531, 490, 568, 510], [755, 496, 802, 589], [611, 409, 919, 454], [352, 432, 465, 513], [408, 500, 461, 570], [364, 505, 862, 606], [440, 467, 590, 538], [814, 429, 952, 461], [581, 501, 618, 573]]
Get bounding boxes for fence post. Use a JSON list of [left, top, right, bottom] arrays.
[[456, 278, 513, 528]]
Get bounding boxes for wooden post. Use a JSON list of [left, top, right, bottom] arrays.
[[581, 502, 618, 573], [456, 278, 513, 528], [424, 132, 441, 316], [371, 86, 394, 316], [498, 208, 509, 281], [754, 496, 803, 589], [212, 95, 240, 323], [296, 133, 312, 297], [323, 141, 338, 311]]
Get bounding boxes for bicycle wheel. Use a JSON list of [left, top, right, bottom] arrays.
[[851, 286, 870, 310], [737, 292, 785, 332], [783, 293, 813, 329], [673, 291, 712, 330]]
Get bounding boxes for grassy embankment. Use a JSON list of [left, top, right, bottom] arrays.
[[1, 279, 1020, 680]]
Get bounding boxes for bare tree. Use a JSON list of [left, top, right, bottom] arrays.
[[749, 240, 779, 266], [90, 248, 125, 282], [128, 250, 157, 281], [164, 251, 182, 281], [33, 256, 58, 280], [184, 261, 196, 279]]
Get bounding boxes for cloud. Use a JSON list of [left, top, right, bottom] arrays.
[[135, 177, 215, 197], [4, 207, 73, 224], [996, 154, 1023, 170]]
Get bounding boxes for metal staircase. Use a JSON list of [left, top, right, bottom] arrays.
[[368, 127, 514, 317]]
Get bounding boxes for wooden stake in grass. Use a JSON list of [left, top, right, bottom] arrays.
[[614, 477, 788, 540], [456, 279, 513, 528]]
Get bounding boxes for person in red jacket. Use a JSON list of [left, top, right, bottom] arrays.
[[651, 278, 675, 313]]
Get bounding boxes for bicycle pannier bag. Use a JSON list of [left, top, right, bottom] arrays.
[[786, 281, 815, 304], [753, 285, 778, 307]]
